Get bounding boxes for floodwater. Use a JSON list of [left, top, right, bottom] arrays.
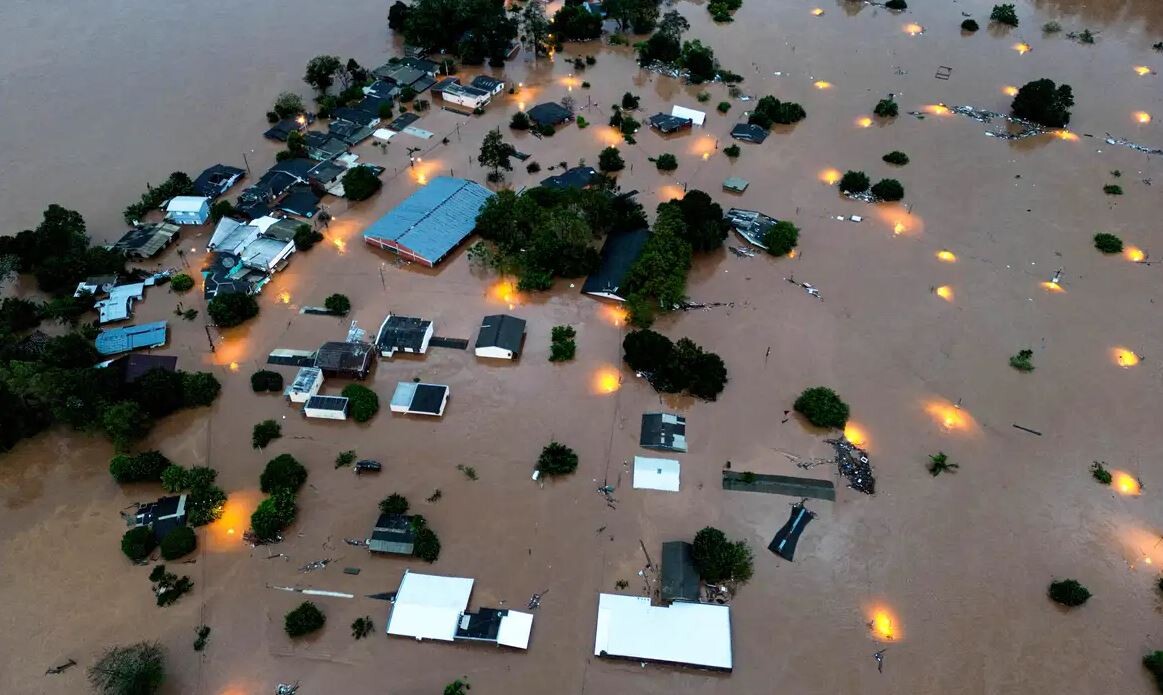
[[3, 0, 1163, 693]]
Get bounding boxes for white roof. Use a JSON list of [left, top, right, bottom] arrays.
[[95, 283, 146, 323], [633, 456, 681, 492], [286, 367, 323, 393], [166, 196, 209, 213], [241, 237, 294, 271], [496, 610, 534, 649], [209, 218, 259, 254], [373, 128, 397, 142], [671, 105, 706, 127], [250, 215, 281, 234], [386, 571, 474, 641], [594, 594, 732, 669]]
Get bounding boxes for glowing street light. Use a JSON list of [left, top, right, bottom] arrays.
[[1124, 246, 1146, 262], [1134, 66, 1152, 76], [904, 23, 924, 36], [1113, 347, 1140, 367], [814, 80, 832, 90], [820, 168, 841, 185], [1002, 85, 1019, 96], [1135, 111, 1151, 124], [1113, 471, 1142, 496], [1013, 42, 1031, 55], [856, 116, 873, 128], [936, 250, 956, 262], [811, 7, 824, 15], [935, 285, 953, 301]]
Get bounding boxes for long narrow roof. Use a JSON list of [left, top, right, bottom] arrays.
[[363, 177, 494, 264], [594, 594, 732, 670], [581, 229, 650, 300], [386, 571, 475, 641]]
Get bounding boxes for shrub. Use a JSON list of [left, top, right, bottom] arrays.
[[1077, 28, 1096, 44], [342, 166, 382, 201], [717, 101, 731, 114], [285, 601, 326, 637], [273, 92, 305, 119], [88, 642, 165, 695], [794, 386, 850, 428], [763, 221, 799, 257], [207, 292, 259, 327], [1145, 652, 1163, 693], [990, 3, 1019, 26], [1103, 184, 1123, 195], [873, 98, 899, 118], [697, 91, 710, 103], [871, 179, 905, 201], [1090, 461, 1113, 485], [193, 625, 211, 651], [182, 372, 221, 407], [598, 146, 625, 173], [724, 144, 741, 158], [294, 224, 324, 251], [655, 153, 678, 172], [341, 384, 380, 423], [927, 451, 959, 476], [335, 450, 356, 469], [620, 115, 640, 139], [749, 95, 806, 128], [549, 325, 577, 362], [414, 526, 442, 562], [1010, 349, 1034, 372], [526, 161, 541, 174], [510, 111, 531, 130], [1043, 21, 1062, 33], [170, 274, 194, 292], [885, 0, 907, 9], [159, 526, 197, 560], [1048, 579, 1091, 607], [252, 420, 282, 449], [250, 370, 284, 393], [961, 18, 979, 31], [150, 566, 193, 606], [121, 526, 156, 562], [882, 151, 910, 165], [352, 617, 374, 639], [1011, 78, 1074, 127], [160, 464, 188, 493], [581, 81, 591, 88], [692, 527, 754, 584], [250, 489, 298, 541], [109, 450, 172, 483], [838, 171, 870, 194], [537, 441, 579, 476], [185, 470, 227, 526], [577, 116, 588, 129], [324, 293, 351, 315], [1093, 233, 1123, 254], [260, 454, 308, 494], [538, 122, 557, 137], [621, 92, 640, 109], [379, 493, 409, 516]]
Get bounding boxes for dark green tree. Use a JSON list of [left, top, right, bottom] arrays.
[[537, 441, 579, 476], [88, 642, 165, 695], [169, 274, 194, 292], [871, 178, 905, 201], [251, 489, 298, 541], [1093, 233, 1123, 253], [479, 129, 515, 182], [882, 151, 909, 165], [207, 292, 259, 327], [103, 401, 152, 451], [658, 190, 730, 253], [260, 454, 308, 494], [251, 370, 284, 393], [1011, 78, 1074, 127], [341, 384, 380, 422], [324, 293, 351, 315], [273, 92, 305, 118], [1048, 579, 1091, 607], [159, 526, 197, 560], [380, 493, 410, 515], [285, 601, 326, 637], [691, 527, 754, 584], [552, 4, 603, 40], [655, 153, 678, 172], [839, 170, 870, 194], [763, 220, 799, 257], [414, 525, 442, 562], [1143, 652, 1163, 693], [510, 111, 531, 130], [294, 224, 324, 251], [873, 97, 899, 118], [961, 18, 979, 31], [794, 386, 850, 428], [343, 167, 383, 201], [599, 146, 625, 172], [680, 40, 717, 82], [304, 55, 342, 93], [121, 526, 157, 563], [252, 420, 282, 449], [990, 3, 1018, 26], [182, 372, 221, 407]]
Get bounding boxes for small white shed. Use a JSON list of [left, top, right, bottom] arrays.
[[670, 105, 707, 127], [165, 196, 211, 225], [305, 395, 349, 420], [633, 456, 681, 492], [285, 367, 323, 404]]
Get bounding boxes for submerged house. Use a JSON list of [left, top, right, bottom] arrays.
[[441, 83, 492, 111], [470, 75, 505, 96], [594, 594, 732, 671], [581, 228, 649, 301], [304, 131, 349, 161], [201, 251, 270, 298], [646, 113, 693, 134], [304, 395, 349, 420], [539, 166, 600, 191], [207, 217, 296, 274], [375, 314, 434, 358], [363, 177, 494, 267], [725, 208, 778, 249], [95, 321, 168, 356], [390, 382, 450, 416], [640, 413, 687, 452], [193, 164, 245, 198], [285, 367, 323, 403], [474, 314, 525, 360], [101, 354, 179, 384], [527, 102, 573, 128], [660, 541, 700, 603], [632, 456, 681, 492], [386, 570, 534, 650], [730, 123, 768, 144], [314, 341, 374, 379], [368, 514, 416, 554], [133, 494, 188, 541], [111, 221, 181, 259], [164, 196, 210, 225]]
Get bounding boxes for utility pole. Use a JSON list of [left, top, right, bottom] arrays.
[[204, 325, 216, 353]]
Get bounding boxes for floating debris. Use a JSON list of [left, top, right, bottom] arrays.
[[726, 208, 777, 248], [729, 246, 758, 258], [827, 437, 876, 494], [1104, 133, 1163, 155], [298, 558, 334, 572]]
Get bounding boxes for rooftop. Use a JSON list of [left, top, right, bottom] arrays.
[[633, 456, 681, 492], [470, 75, 504, 92], [594, 594, 732, 670], [660, 541, 700, 602], [647, 113, 693, 133], [730, 123, 768, 144], [166, 196, 209, 214], [111, 222, 181, 258], [376, 315, 432, 352], [368, 514, 416, 554], [475, 314, 526, 354], [539, 166, 600, 190], [386, 571, 475, 641], [640, 412, 687, 452], [305, 395, 349, 412], [581, 228, 650, 301], [192, 164, 245, 198], [527, 102, 572, 127], [95, 321, 168, 356], [390, 382, 450, 416], [314, 341, 373, 376], [362, 177, 494, 266]]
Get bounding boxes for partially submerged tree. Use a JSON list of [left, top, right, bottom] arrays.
[[250, 489, 298, 541], [537, 441, 579, 476], [342, 166, 382, 201], [873, 97, 899, 118], [121, 526, 156, 562], [252, 420, 282, 449], [352, 616, 375, 640], [871, 178, 905, 201], [380, 493, 410, 516], [260, 454, 308, 494], [882, 151, 909, 165], [207, 292, 259, 327], [342, 384, 380, 423], [1093, 232, 1123, 254], [794, 386, 850, 428], [839, 170, 870, 194], [763, 220, 799, 257], [1090, 461, 1113, 485], [273, 92, 305, 119], [285, 601, 326, 637], [692, 527, 754, 584], [927, 451, 959, 476], [159, 525, 197, 561], [1143, 651, 1163, 693], [599, 146, 625, 173], [990, 3, 1019, 27], [324, 293, 351, 315], [88, 642, 165, 695], [655, 153, 678, 172], [304, 55, 343, 93], [1048, 578, 1091, 607], [251, 370, 284, 393], [479, 129, 516, 182], [961, 18, 979, 31], [1009, 349, 1034, 372], [1011, 78, 1074, 127], [748, 95, 806, 129]]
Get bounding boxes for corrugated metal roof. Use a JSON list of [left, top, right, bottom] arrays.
[[363, 177, 494, 265], [95, 321, 168, 355]]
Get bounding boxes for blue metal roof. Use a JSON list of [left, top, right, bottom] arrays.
[[95, 321, 168, 356], [363, 177, 494, 264]]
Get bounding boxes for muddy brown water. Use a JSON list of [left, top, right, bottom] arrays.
[[3, 0, 1163, 693]]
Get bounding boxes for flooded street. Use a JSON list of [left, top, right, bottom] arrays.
[[3, 0, 1163, 693]]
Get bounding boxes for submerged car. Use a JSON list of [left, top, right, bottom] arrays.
[[355, 460, 382, 474]]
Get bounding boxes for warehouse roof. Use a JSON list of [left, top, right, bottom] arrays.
[[363, 177, 494, 265]]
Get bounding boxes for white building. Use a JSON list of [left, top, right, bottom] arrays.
[[474, 314, 526, 360], [165, 196, 211, 225], [390, 382, 450, 416], [670, 105, 707, 127], [375, 314, 434, 358], [285, 367, 323, 404], [386, 570, 533, 649], [304, 395, 349, 420], [441, 83, 492, 110], [208, 217, 296, 273], [594, 594, 732, 670], [633, 456, 681, 492]]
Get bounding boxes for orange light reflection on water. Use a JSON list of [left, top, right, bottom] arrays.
[[856, 116, 873, 128], [658, 184, 685, 201], [924, 399, 974, 433], [489, 279, 521, 308], [904, 23, 923, 35], [1135, 111, 1152, 124], [207, 489, 262, 551], [814, 80, 832, 90], [601, 304, 629, 327], [1124, 246, 1146, 262], [1013, 42, 1031, 55], [924, 104, 951, 116], [1113, 471, 1142, 496], [936, 250, 956, 262], [593, 366, 622, 394], [820, 168, 841, 185], [1113, 347, 1140, 367], [867, 606, 900, 641], [1002, 85, 1019, 96], [1134, 65, 1152, 76], [1040, 281, 1065, 293], [843, 422, 869, 448], [935, 285, 953, 301]]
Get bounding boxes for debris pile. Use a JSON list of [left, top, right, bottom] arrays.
[[827, 437, 875, 494]]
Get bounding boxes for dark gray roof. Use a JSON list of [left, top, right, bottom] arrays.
[[263, 118, 304, 142], [332, 106, 378, 126], [640, 412, 687, 452], [386, 112, 420, 132], [193, 164, 245, 198], [730, 123, 768, 144], [410, 384, 448, 414], [308, 160, 347, 185], [366, 80, 400, 99], [314, 341, 373, 376], [475, 314, 526, 354], [201, 252, 266, 298], [115, 354, 179, 383], [304, 131, 348, 161], [264, 218, 302, 242], [470, 75, 503, 92], [112, 222, 181, 258], [540, 166, 600, 190], [527, 102, 572, 127], [647, 113, 693, 133], [581, 228, 650, 300], [377, 315, 431, 352], [432, 77, 460, 93], [306, 395, 349, 412], [400, 56, 440, 74], [661, 541, 700, 602], [327, 121, 376, 146], [369, 514, 415, 554], [277, 185, 320, 218], [455, 608, 507, 641]]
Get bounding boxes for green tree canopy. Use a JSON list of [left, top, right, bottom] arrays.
[[342, 384, 380, 422], [1011, 78, 1074, 127], [285, 601, 326, 637], [794, 386, 850, 428], [207, 292, 259, 327], [763, 220, 799, 257], [88, 642, 165, 695], [159, 526, 197, 561], [692, 527, 754, 584], [121, 526, 156, 563], [537, 441, 579, 476], [260, 454, 308, 494], [343, 166, 383, 201]]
